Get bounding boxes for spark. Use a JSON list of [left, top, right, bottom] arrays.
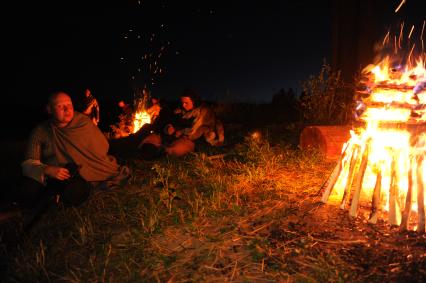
[[421, 20, 425, 53], [398, 22, 404, 49], [394, 0, 406, 13], [407, 43, 416, 65], [408, 25, 415, 39], [382, 30, 390, 46], [394, 35, 398, 54]]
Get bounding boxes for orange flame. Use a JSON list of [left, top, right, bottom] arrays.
[[324, 55, 426, 231], [132, 111, 151, 133]]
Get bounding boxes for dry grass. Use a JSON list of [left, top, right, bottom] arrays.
[[1, 126, 426, 282]]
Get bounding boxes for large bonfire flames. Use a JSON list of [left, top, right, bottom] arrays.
[[322, 38, 426, 231]]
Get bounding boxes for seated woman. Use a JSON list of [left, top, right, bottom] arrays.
[[139, 88, 224, 158]]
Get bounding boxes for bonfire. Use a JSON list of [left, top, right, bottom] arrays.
[[132, 109, 151, 133], [110, 90, 153, 138], [321, 26, 426, 232]]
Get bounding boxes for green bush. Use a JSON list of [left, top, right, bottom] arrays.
[[299, 63, 353, 125]]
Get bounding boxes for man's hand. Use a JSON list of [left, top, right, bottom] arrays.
[[165, 124, 175, 135], [44, 165, 71, 180]]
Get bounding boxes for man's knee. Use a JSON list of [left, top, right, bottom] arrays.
[[165, 138, 195, 157], [61, 176, 91, 207], [138, 134, 162, 160], [139, 133, 162, 148]]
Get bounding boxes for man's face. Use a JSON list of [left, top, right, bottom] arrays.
[[180, 96, 194, 111], [48, 93, 74, 126]]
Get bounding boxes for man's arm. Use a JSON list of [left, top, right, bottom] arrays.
[[21, 125, 70, 184]]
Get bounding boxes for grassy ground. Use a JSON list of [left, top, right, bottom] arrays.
[[1, 123, 426, 282]]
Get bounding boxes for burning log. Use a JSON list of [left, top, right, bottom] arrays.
[[340, 145, 359, 210], [417, 155, 425, 233], [349, 144, 370, 217], [400, 159, 414, 231], [368, 171, 382, 224], [321, 143, 349, 203], [388, 157, 402, 226]]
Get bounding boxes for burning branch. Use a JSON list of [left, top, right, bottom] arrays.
[[417, 155, 425, 233], [400, 158, 413, 230], [349, 143, 370, 217], [369, 170, 382, 224]]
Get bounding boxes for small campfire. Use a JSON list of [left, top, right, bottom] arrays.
[[110, 90, 154, 138], [322, 46, 426, 231], [132, 110, 151, 133]]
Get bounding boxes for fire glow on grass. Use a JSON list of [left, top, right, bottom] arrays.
[[321, 55, 426, 231]]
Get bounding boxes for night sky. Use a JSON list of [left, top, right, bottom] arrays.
[[4, 1, 332, 103], [1, 0, 425, 136]]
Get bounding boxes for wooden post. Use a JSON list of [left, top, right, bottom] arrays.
[[400, 158, 413, 231], [417, 156, 425, 233], [389, 157, 401, 226], [340, 146, 359, 210], [321, 143, 350, 203], [321, 163, 341, 203], [349, 144, 369, 217], [369, 171, 382, 224]]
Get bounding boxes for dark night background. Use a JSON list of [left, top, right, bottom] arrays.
[[1, 0, 425, 138]]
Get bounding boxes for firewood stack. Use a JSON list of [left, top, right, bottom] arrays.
[[321, 58, 426, 232]]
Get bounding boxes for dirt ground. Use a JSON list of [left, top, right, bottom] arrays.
[[139, 197, 426, 282], [1, 134, 426, 282]]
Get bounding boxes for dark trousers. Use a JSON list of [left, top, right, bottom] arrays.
[[18, 175, 91, 209], [109, 123, 154, 159]]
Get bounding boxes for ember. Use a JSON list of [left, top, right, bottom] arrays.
[[322, 50, 426, 231]]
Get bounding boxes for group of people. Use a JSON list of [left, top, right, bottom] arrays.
[[16, 88, 224, 211], [116, 88, 224, 159]]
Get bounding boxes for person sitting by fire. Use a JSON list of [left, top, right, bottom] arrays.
[[146, 95, 161, 123], [82, 88, 100, 126], [114, 100, 134, 137], [109, 95, 171, 160], [18, 91, 130, 208], [139, 88, 224, 158]]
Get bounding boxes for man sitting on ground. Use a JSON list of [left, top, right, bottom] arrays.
[[19, 91, 130, 208]]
